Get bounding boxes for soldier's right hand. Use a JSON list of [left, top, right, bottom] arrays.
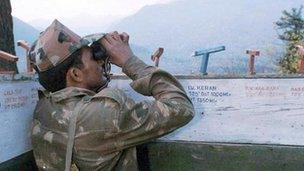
[[100, 31, 134, 67]]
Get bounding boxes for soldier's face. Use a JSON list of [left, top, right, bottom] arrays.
[[80, 48, 108, 92]]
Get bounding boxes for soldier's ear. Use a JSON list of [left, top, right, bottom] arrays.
[[67, 67, 83, 83]]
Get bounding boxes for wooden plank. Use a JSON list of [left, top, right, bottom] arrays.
[[0, 71, 15, 74], [145, 141, 304, 171], [0, 50, 18, 62], [0, 151, 37, 171]]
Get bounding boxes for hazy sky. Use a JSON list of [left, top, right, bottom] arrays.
[[11, 0, 173, 33], [11, 0, 174, 21]]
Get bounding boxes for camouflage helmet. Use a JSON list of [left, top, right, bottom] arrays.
[[28, 19, 106, 72]]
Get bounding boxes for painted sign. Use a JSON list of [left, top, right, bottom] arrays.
[[1, 77, 304, 163], [167, 79, 304, 145], [110, 78, 304, 146], [0, 81, 40, 163]]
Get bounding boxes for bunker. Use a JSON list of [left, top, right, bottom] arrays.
[[0, 73, 304, 170]]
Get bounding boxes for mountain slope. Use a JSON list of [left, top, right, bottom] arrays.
[[109, 0, 304, 74]]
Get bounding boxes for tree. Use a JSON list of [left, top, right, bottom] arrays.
[[0, 0, 18, 73], [275, 6, 304, 74]]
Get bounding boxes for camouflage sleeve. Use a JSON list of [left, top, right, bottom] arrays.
[[75, 56, 194, 155], [118, 56, 194, 149]]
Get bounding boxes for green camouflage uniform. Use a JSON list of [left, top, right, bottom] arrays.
[[29, 20, 194, 171], [31, 55, 194, 170]]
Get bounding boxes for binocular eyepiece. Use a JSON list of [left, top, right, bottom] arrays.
[[91, 41, 108, 61], [91, 42, 111, 90]]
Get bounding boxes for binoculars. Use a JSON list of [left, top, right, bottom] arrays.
[[91, 42, 111, 87], [91, 41, 108, 62]]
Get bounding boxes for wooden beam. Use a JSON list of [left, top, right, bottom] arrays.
[[0, 70, 15, 74], [246, 50, 260, 75], [151, 47, 164, 67]]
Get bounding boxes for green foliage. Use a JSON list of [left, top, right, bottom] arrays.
[[276, 6, 304, 74]]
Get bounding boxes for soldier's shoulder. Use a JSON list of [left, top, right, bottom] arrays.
[[77, 88, 128, 123], [91, 87, 127, 105]]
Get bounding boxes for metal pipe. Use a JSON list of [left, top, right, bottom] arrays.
[[192, 46, 225, 75], [193, 46, 226, 56], [249, 55, 255, 75], [151, 48, 164, 67], [17, 40, 30, 51], [0, 71, 16, 74], [246, 50, 260, 76], [17, 40, 33, 73], [0, 50, 18, 62]]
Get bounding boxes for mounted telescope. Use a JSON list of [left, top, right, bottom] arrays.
[[192, 46, 225, 75]]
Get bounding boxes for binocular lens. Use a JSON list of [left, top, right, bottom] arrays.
[[92, 43, 107, 61]]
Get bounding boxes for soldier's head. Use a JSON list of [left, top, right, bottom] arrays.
[[28, 20, 111, 92]]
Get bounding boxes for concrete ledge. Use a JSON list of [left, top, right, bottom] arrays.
[[1, 73, 304, 82], [0, 151, 37, 171], [2, 142, 304, 170]]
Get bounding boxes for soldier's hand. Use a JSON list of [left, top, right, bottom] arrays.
[[100, 31, 133, 67]]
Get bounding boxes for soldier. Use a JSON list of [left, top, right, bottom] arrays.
[[29, 20, 194, 171]]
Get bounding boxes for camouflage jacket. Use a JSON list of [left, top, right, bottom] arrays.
[[31, 56, 195, 171]]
